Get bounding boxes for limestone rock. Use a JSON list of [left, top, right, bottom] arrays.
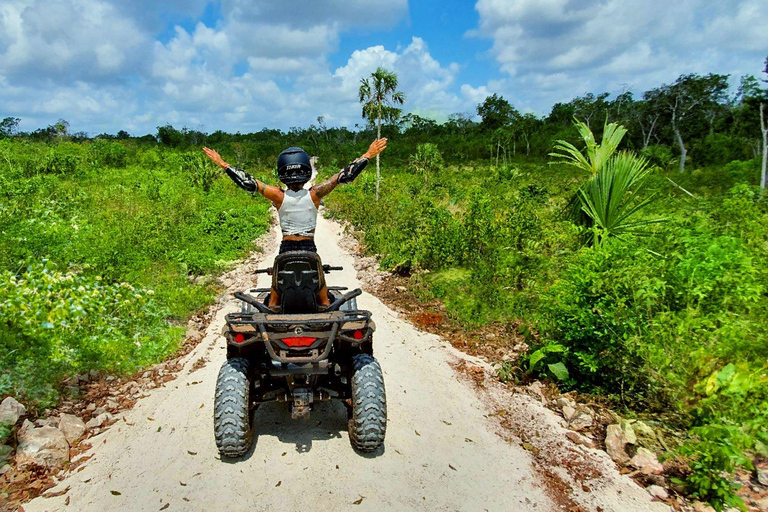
[[85, 412, 113, 430], [16, 426, 69, 469], [553, 396, 576, 411], [629, 447, 663, 474], [565, 430, 598, 449], [562, 405, 576, 421], [34, 417, 58, 428], [526, 381, 547, 403], [568, 407, 594, 431], [631, 420, 661, 450], [0, 397, 26, 425], [605, 421, 636, 463], [647, 485, 668, 500], [757, 467, 768, 486], [19, 419, 34, 434], [58, 414, 86, 445]]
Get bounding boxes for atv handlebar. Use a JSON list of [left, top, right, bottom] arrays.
[[234, 292, 273, 314], [325, 288, 362, 312], [254, 264, 343, 275]]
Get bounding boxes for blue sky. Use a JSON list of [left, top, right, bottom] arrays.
[[1, 0, 766, 136]]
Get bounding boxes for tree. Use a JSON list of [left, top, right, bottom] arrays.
[[446, 113, 474, 136], [48, 118, 69, 139], [156, 124, 185, 147], [359, 67, 405, 200], [477, 93, 519, 130], [569, 92, 610, 129], [646, 73, 730, 173], [399, 113, 438, 135], [630, 97, 662, 150], [517, 113, 542, 156], [0, 117, 20, 137]]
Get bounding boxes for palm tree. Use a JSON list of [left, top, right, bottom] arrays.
[[359, 67, 405, 200], [550, 119, 663, 244]]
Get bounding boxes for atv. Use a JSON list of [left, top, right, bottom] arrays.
[[213, 250, 386, 456]]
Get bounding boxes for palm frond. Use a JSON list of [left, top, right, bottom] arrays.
[[550, 119, 628, 176], [576, 150, 663, 243]]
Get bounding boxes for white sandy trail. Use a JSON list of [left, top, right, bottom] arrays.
[[27, 214, 667, 512]]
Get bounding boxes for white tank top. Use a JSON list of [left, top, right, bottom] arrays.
[[279, 188, 317, 237]]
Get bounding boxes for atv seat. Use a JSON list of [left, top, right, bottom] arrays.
[[271, 251, 327, 314]]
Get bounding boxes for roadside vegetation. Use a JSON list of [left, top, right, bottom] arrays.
[[0, 140, 271, 406], [1, 62, 767, 509]]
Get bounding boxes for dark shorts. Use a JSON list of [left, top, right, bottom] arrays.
[[279, 239, 317, 254]]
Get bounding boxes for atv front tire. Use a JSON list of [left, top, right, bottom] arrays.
[[348, 354, 387, 452], [214, 358, 253, 457]]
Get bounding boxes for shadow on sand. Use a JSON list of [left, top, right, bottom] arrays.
[[223, 400, 383, 461]]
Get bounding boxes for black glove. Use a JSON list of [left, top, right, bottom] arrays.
[[225, 166, 258, 193], [337, 158, 369, 184]]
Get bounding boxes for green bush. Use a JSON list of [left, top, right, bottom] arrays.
[[37, 149, 80, 174], [0, 262, 180, 406], [89, 140, 129, 168], [0, 140, 271, 407]]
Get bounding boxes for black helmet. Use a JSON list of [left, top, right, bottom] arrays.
[[277, 147, 312, 184]]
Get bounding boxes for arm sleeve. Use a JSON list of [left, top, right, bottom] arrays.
[[337, 157, 369, 185], [224, 165, 258, 193]]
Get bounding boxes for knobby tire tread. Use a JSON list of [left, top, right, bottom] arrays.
[[348, 354, 387, 452], [213, 357, 253, 458]]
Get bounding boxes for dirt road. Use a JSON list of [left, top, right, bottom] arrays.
[[26, 215, 667, 512]]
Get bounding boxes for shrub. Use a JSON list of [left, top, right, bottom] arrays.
[[180, 153, 219, 192], [409, 143, 444, 184], [89, 140, 128, 168], [0, 262, 180, 406], [37, 149, 80, 174]]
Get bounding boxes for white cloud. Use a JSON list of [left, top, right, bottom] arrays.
[[0, 0, 149, 82], [471, 0, 768, 113]]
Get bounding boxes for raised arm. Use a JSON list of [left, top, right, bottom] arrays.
[[310, 138, 387, 206], [202, 147, 283, 206]]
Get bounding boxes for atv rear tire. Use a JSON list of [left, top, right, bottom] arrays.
[[348, 354, 387, 452], [214, 358, 253, 458]]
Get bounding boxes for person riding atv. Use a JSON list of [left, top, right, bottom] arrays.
[[203, 138, 388, 311]]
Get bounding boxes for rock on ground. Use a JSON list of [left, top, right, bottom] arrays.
[[58, 414, 86, 444], [85, 413, 113, 430], [605, 421, 636, 463], [565, 430, 598, 449], [16, 426, 69, 469], [647, 485, 668, 500], [629, 447, 664, 474], [631, 420, 661, 450], [757, 467, 768, 486], [0, 397, 26, 425], [567, 406, 594, 431]]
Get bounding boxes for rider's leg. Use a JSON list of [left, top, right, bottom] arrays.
[[318, 285, 330, 306], [268, 288, 280, 309]]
